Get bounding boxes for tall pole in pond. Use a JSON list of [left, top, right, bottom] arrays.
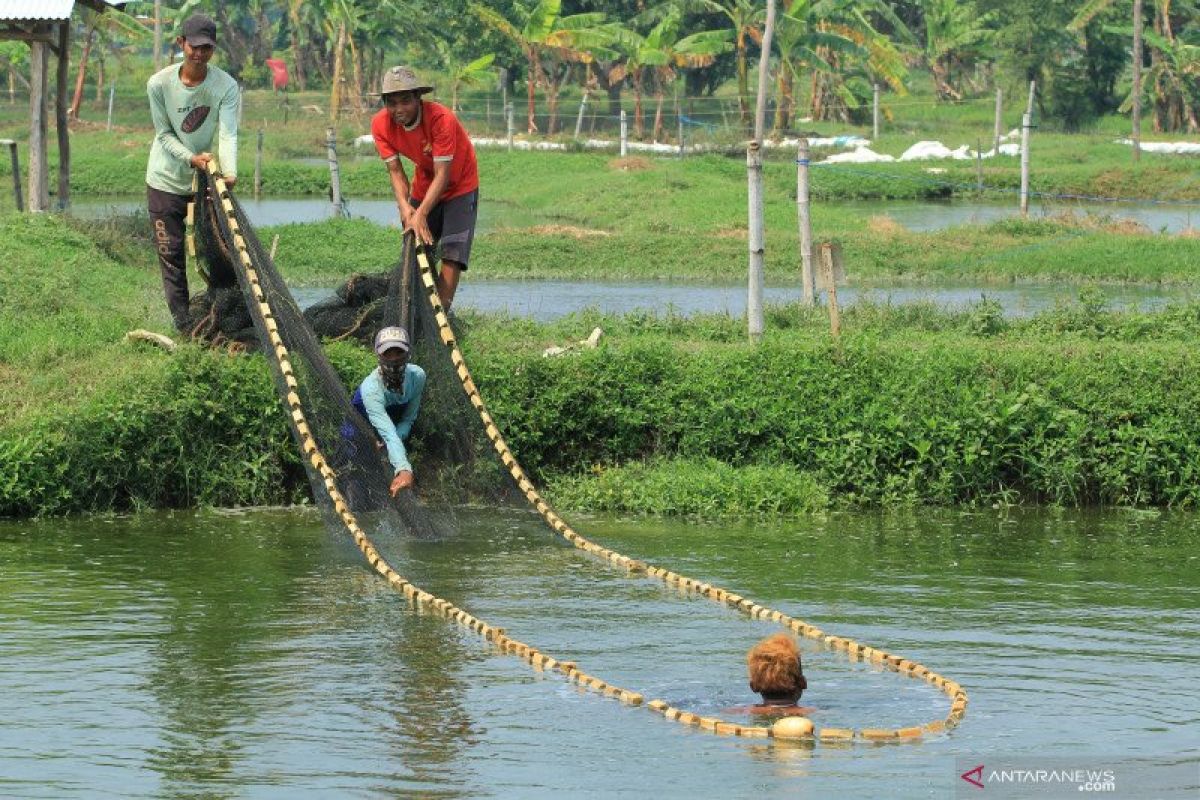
[[993, 86, 1002, 153], [326, 127, 343, 217], [872, 83, 880, 141], [1020, 81, 1035, 217], [797, 138, 813, 304], [747, 141, 765, 342], [1131, 0, 1143, 163], [747, 0, 776, 342]]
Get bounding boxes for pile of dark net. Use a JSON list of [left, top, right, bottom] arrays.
[[191, 171, 515, 538]]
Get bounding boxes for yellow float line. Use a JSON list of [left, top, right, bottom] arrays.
[[411, 245, 968, 742], [204, 162, 967, 742]]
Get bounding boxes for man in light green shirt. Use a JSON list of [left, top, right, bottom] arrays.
[[145, 13, 239, 333]]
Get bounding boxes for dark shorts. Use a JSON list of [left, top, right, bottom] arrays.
[[412, 189, 477, 270]]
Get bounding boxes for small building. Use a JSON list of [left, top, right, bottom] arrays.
[[0, 0, 128, 211]]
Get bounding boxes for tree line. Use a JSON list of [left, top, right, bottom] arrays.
[[5, 1, 1198, 134]]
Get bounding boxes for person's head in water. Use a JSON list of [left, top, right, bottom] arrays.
[[747, 633, 807, 705], [374, 326, 410, 392]]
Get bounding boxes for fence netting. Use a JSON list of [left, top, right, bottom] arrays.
[[192, 170, 513, 540]]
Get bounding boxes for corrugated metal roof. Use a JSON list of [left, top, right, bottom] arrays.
[[0, 1, 125, 22], [0, 1, 75, 21]]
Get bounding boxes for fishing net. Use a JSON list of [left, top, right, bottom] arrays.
[[188, 171, 514, 539]]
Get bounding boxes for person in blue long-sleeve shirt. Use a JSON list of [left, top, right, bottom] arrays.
[[352, 326, 426, 495]]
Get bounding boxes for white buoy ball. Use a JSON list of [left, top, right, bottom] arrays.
[[772, 716, 815, 739]]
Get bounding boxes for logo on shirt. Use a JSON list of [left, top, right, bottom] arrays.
[[180, 105, 211, 133]]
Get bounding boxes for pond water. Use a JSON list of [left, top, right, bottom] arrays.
[[67, 195, 1200, 234], [842, 198, 1200, 234], [292, 280, 1188, 320], [2, 506, 1197, 797], [67, 195, 548, 231]]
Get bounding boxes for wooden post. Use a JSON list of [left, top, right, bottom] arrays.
[[326, 127, 344, 217], [678, 114, 684, 158], [747, 141, 764, 342], [818, 241, 843, 339], [56, 21, 70, 211], [574, 89, 588, 139], [872, 83, 880, 140], [1, 140, 23, 211], [1020, 81, 1035, 218], [619, 109, 628, 156], [1131, 0, 1143, 163], [105, 83, 115, 131], [993, 86, 1002, 153], [254, 128, 264, 200], [506, 102, 514, 151], [797, 139, 814, 304], [28, 41, 49, 212]]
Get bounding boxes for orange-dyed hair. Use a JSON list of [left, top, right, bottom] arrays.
[[747, 633, 804, 695]]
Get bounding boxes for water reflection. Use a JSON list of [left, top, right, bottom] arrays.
[[0, 506, 1197, 795]]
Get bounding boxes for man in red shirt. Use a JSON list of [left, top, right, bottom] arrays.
[[371, 66, 479, 309]]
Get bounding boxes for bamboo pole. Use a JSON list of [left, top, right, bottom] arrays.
[[752, 0, 777, 145], [747, 141, 764, 342], [153, 0, 162, 72], [1131, 0, 1143, 163], [326, 127, 343, 217], [574, 89, 587, 139], [797, 139, 813, 304], [872, 83, 880, 141], [1020, 81, 1035, 218], [993, 86, 1002, 153], [254, 128, 263, 200]]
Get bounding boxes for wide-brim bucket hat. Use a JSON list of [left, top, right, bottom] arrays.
[[371, 66, 434, 97]]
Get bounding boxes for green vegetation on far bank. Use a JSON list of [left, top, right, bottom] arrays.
[[5, 210, 1200, 518]]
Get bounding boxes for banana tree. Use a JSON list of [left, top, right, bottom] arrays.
[[439, 49, 497, 112], [473, 0, 613, 134], [918, 0, 996, 100], [771, 0, 864, 133], [805, 0, 910, 122], [1128, 29, 1200, 130], [625, 11, 731, 140], [700, 0, 764, 129]]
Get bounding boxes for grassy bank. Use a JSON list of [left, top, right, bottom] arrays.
[[4, 212, 1200, 518], [263, 213, 1200, 287]]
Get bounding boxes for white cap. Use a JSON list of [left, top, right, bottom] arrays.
[[373, 326, 410, 355]]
